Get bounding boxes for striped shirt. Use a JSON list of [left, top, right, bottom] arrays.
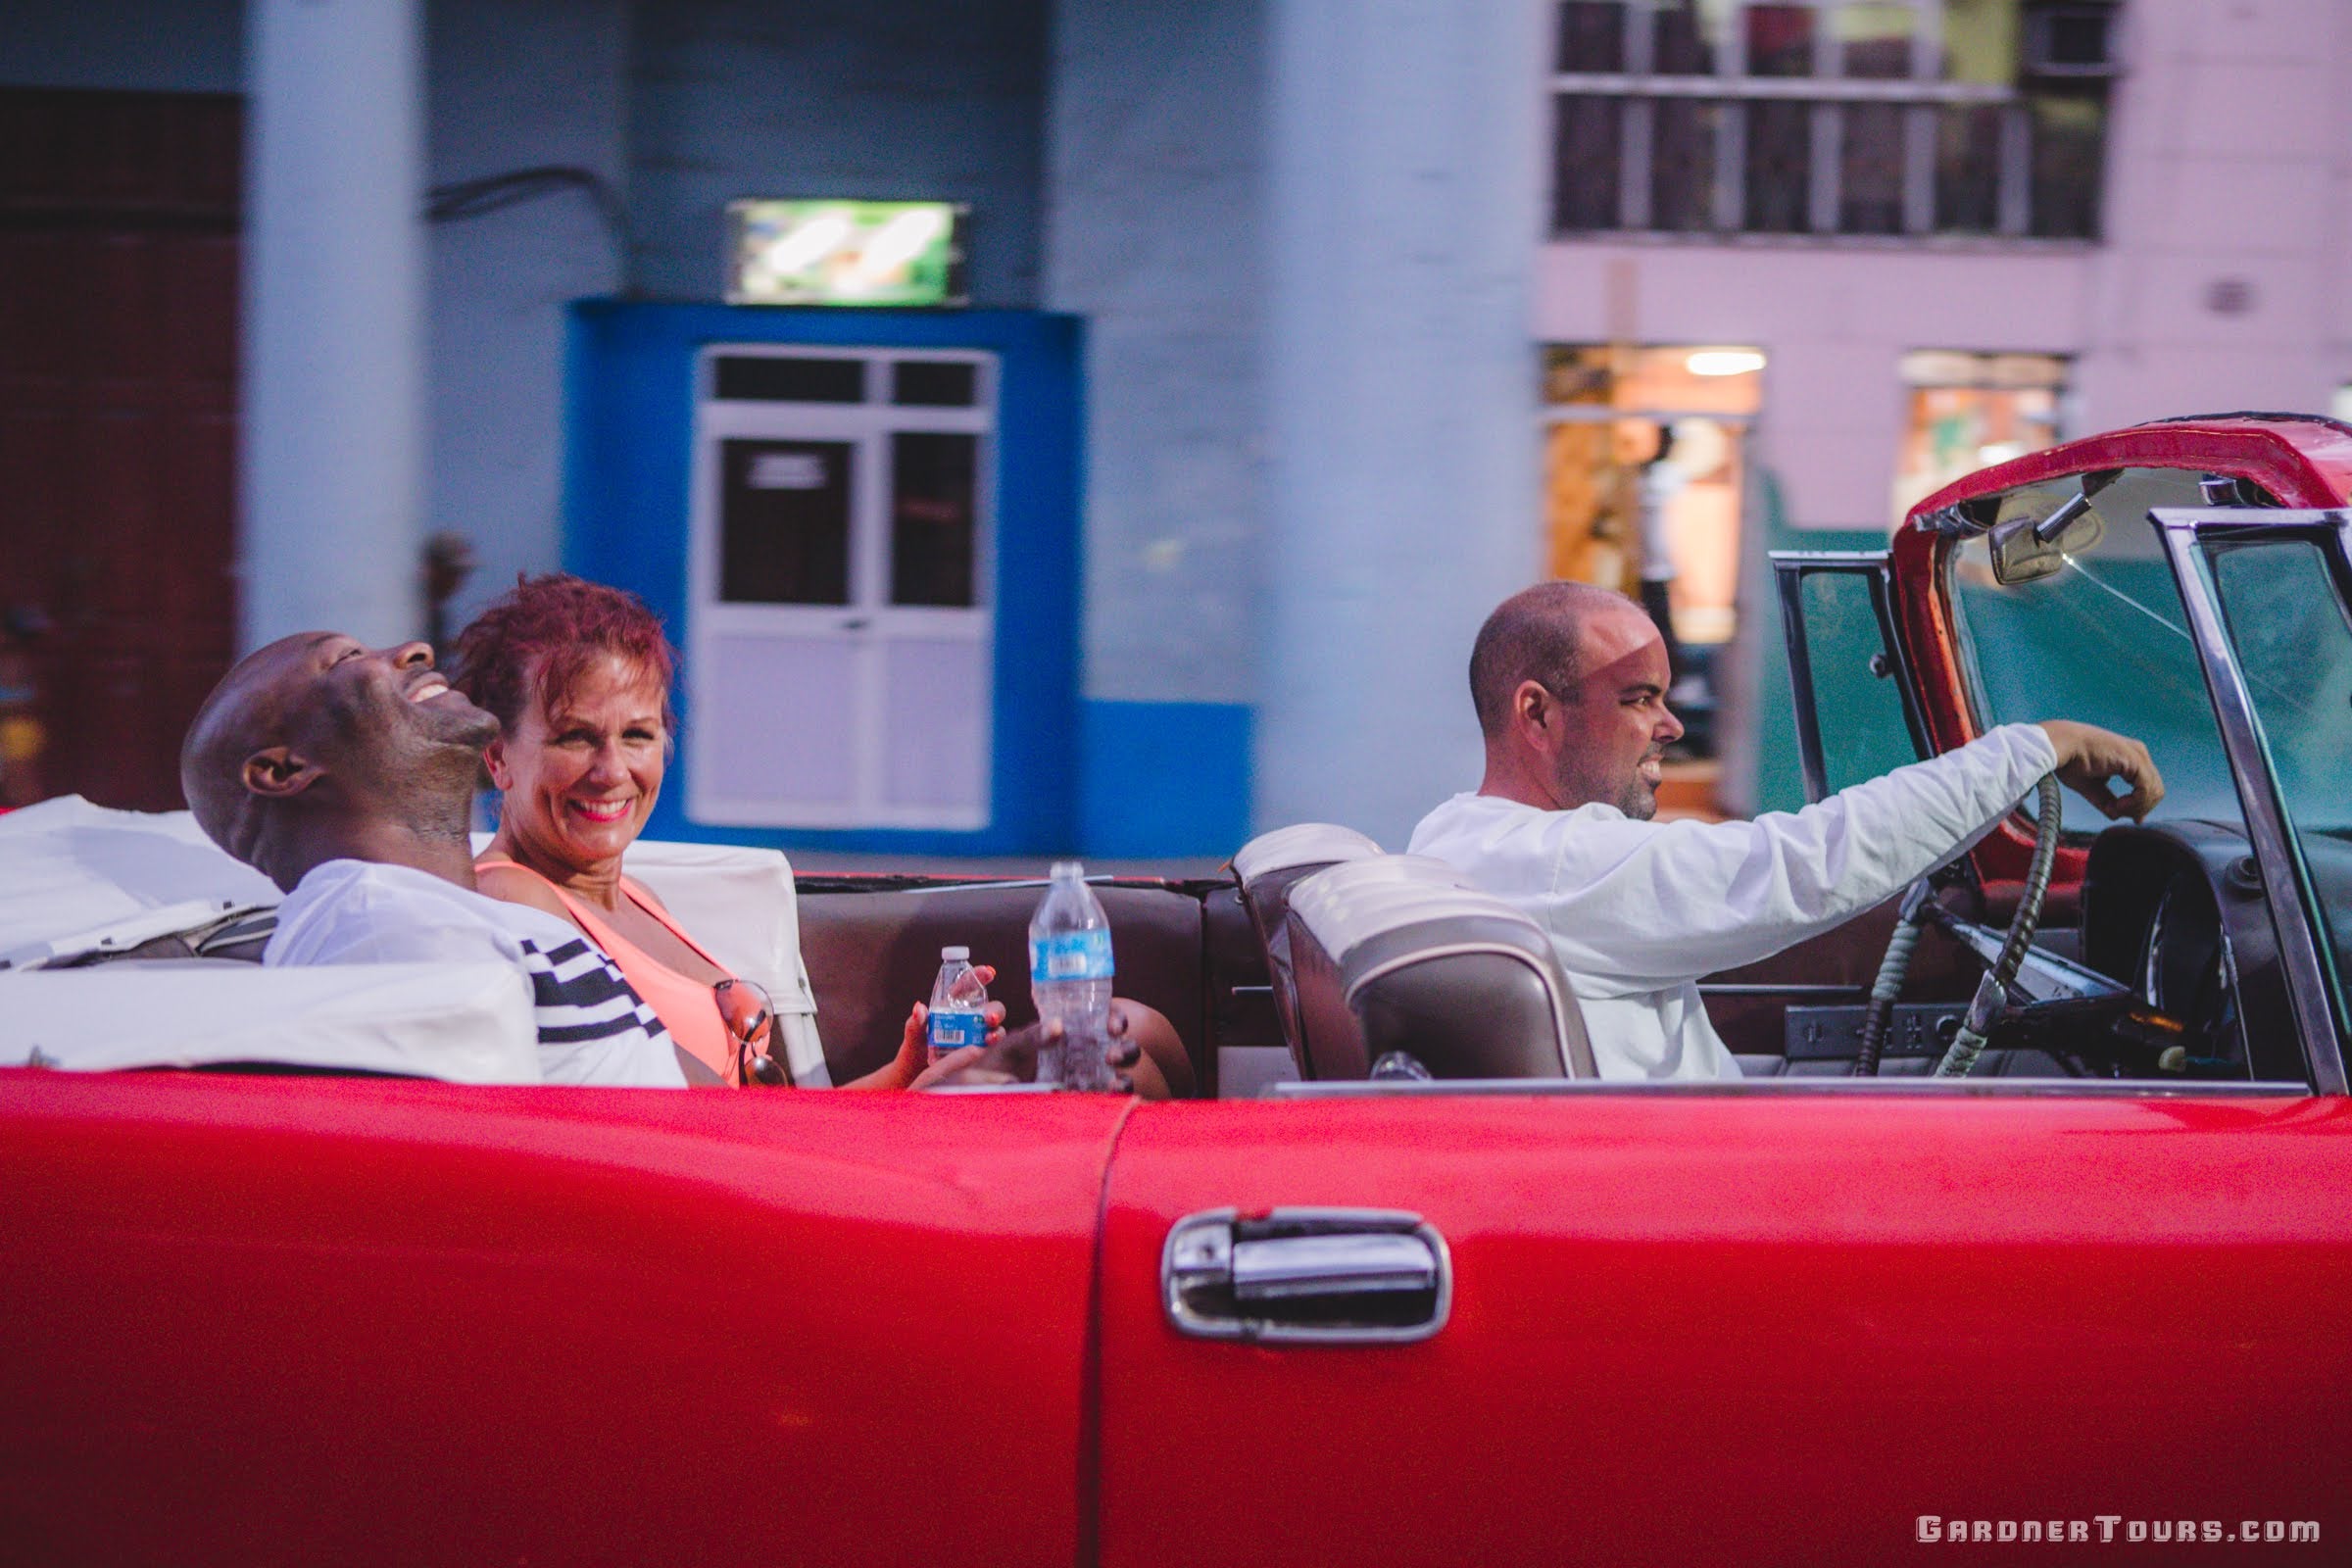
[[265, 859, 688, 1088]]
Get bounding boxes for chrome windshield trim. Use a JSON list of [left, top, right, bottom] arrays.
[[1267, 1077, 2312, 1100], [2151, 506, 2351, 1096]]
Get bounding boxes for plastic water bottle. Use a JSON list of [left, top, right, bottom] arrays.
[[1029, 861, 1115, 1090], [926, 946, 990, 1064]]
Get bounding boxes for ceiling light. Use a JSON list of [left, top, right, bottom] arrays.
[[1686, 349, 1766, 377]]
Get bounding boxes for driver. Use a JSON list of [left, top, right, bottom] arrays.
[[1409, 581, 2163, 1080]]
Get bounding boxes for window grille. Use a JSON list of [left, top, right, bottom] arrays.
[[1550, 1, 2111, 241]]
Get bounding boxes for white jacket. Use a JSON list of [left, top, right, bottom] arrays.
[[1407, 724, 2060, 1080]]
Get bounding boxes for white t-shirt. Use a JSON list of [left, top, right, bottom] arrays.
[[1407, 724, 2061, 1081], [265, 859, 690, 1089]]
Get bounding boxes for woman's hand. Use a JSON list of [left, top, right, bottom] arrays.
[[919, 1008, 1147, 1093], [847, 965, 1007, 1091]]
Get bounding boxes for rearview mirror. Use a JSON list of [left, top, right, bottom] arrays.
[[1988, 475, 2111, 585]]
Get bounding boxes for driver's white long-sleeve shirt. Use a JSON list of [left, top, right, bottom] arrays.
[[1406, 723, 2060, 1081]]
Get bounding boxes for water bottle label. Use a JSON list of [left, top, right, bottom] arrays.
[[928, 1008, 986, 1052], [1030, 930, 1114, 982], [926, 1005, 983, 1053]]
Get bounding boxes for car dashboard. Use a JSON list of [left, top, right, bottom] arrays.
[[2078, 820, 2314, 1084]]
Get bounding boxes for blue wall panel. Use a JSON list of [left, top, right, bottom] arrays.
[[1079, 700, 1254, 858], [564, 300, 1083, 855]]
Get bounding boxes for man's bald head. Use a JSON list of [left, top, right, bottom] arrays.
[[180, 633, 496, 890], [1468, 580, 1638, 740], [181, 635, 334, 868]]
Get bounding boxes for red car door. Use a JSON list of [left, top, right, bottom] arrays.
[[0, 1073, 1128, 1567], [1096, 1091, 2352, 1565]]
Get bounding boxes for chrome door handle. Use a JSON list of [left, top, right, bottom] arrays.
[[1161, 1207, 1450, 1345]]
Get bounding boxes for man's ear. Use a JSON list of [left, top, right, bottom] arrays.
[[241, 747, 322, 800], [482, 734, 512, 792], [1512, 679, 1555, 741]]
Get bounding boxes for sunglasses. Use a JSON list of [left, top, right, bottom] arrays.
[[714, 978, 787, 1087]]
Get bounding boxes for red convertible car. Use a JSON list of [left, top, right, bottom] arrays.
[[3, 415, 2347, 1564]]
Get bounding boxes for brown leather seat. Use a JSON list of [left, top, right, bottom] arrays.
[[1232, 824, 1382, 1074], [1284, 856, 1595, 1081], [795, 882, 1205, 1088]]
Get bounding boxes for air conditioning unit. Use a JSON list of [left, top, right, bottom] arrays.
[[2021, 1, 2122, 80]]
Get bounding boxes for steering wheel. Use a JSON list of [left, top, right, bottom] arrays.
[[1852, 774, 2064, 1076]]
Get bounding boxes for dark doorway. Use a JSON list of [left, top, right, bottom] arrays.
[[0, 89, 241, 809]]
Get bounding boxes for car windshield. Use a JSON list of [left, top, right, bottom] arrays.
[[1945, 466, 2243, 836]]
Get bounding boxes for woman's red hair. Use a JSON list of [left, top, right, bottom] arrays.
[[449, 573, 678, 735]]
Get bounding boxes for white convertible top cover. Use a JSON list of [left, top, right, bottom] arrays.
[[0, 799, 826, 1086], [0, 961, 541, 1083], [0, 796, 279, 957]]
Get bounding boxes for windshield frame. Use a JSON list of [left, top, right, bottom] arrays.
[[2152, 507, 2352, 1096], [1888, 417, 2352, 893]]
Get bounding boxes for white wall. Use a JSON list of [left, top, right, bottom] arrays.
[[1257, 0, 1549, 845], [424, 0, 630, 634], [0, 0, 242, 91], [1045, 0, 1268, 708], [627, 0, 1049, 306]]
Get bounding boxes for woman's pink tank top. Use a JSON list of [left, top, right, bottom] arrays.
[[475, 857, 742, 1085]]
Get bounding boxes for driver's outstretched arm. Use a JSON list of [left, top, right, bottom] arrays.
[[2037, 719, 2163, 822], [1501, 723, 2066, 993]]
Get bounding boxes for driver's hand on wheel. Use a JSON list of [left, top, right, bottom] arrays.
[[2036, 719, 2164, 821]]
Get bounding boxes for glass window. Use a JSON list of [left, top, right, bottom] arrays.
[[712, 356, 866, 404], [1892, 350, 2068, 524], [1556, 0, 1628, 72], [2204, 537, 2352, 1016], [718, 438, 854, 605], [1838, 102, 1908, 234], [1793, 567, 1922, 795], [1553, 94, 1623, 230], [1742, 100, 1814, 231], [891, 360, 977, 408], [1934, 103, 2004, 231], [889, 432, 980, 608], [1547, 0, 2106, 242], [1745, 4, 1817, 76], [1652, 0, 1721, 74], [1650, 100, 1723, 231], [2028, 91, 2106, 239], [1540, 343, 1763, 784], [1836, 2, 1916, 78]]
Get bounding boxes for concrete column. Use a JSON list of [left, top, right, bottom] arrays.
[[1258, 0, 1547, 846], [240, 0, 426, 652]]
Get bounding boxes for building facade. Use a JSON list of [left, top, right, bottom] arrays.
[[3, 0, 2346, 848]]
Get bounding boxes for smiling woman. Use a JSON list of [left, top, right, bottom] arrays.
[[449, 578, 766, 1082], [449, 575, 1025, 1092]]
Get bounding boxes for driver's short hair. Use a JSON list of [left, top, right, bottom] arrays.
[[1469, 581, 1634, 740]]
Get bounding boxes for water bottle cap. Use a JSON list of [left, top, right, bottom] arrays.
[[1049, 859, 1086, 881], [941, 945, 969, 961]]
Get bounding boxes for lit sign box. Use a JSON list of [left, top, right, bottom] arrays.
[[726, 200, 967, 308]]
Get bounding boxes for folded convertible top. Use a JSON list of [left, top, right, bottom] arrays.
[[0, 960, 542, 1083]]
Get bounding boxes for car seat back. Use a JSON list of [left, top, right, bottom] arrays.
[[1284, 855, 1595, 1081], [1232, 823, 1383, 1067]]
